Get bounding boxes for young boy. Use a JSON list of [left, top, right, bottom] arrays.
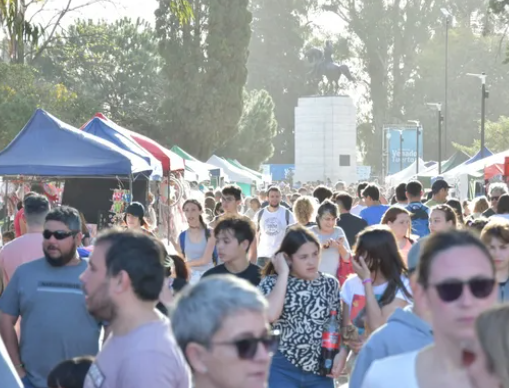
[[210, 185, 258, 262], [202, 216, 260, 286]]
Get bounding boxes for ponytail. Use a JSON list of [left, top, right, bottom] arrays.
[[198, 215, 207, 231]]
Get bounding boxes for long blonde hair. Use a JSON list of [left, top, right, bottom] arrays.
[[475, 304, 509, 387]]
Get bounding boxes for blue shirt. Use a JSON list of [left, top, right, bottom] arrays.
[[360, 205, 390, 226]]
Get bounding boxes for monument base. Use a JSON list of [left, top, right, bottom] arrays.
[[294, 96, 357, 184]]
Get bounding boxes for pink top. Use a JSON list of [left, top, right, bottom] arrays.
[[84, 318, 191, 388], [13, 208, 24, 238], [0, 232, 44, 286]]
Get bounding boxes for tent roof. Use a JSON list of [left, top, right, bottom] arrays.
[[444, 148, 509, 181], [207, 155, 258, 184], [385, 159, 427, 187], [442, 150, 471, 172], [465, 146, 492, 165], [171, 145, 199, 162], [0, 109, 152, 177], [226, 159, 265, 182], [82, 117, 163, 179], [83, 113, 185, 173]]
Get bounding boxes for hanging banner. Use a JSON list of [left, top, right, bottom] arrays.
[[385, 126, 423, 175]]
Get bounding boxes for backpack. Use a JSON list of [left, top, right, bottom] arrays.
[[179, 229, 218, 265], [407, 203, 430, 238], [257, 208, 291, 231]]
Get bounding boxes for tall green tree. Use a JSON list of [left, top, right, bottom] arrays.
[[36, 18, 162, 136], [454, 116, 509, 155], [156, 0, 251, 160], [0, 63, 97, 147], [247, 0, 312, 164], [219, 89, 278, 169], [322, 0, 487, 171]]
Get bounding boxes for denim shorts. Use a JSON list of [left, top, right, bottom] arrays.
[[269, 351, 334, 388]]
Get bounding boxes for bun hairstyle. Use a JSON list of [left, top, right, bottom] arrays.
[[183, 199, 207, 230]]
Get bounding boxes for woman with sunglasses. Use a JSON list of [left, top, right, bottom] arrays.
[[481, 220, 509, 302], [260, 226, 345, 388], [465, 304, 509, 388], [171, 275, 276, 388], [309, 200, 351, 278], [361, 230, 498, 388]]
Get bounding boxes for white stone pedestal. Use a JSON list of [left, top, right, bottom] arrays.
[[294, 96, 357, 184]]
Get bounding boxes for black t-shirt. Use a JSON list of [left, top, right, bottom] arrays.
[[202, 263, 261, 286], [482, 208, 496, 218]]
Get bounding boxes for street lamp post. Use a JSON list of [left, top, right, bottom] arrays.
[[466, 72, 489, 159], [408, 120, 421, 174], [427, 103, 443, 174], [441, 8, 453, 157]]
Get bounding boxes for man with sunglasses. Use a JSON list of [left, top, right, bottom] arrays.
[[171, 275, 275, 388], [361, 230, 498, 388], [482, 182, 508, 218], [0, 206, 100, 388], [81, 228, 190, 388]]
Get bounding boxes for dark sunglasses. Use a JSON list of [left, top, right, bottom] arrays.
[[432, 278, 495, 303], [212, 331, 279, 360], [43, 230, 78, 240], [490, 196, 500, 201]]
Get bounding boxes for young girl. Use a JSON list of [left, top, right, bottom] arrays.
[[309, 200, 351, 280], [177, 199, 216, 284], [381, 206, 414, 263], [260, 226, 346, 388], [340, 225, 412, 366], [481, 220, 509, 301]]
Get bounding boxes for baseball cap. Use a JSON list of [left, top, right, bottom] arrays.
[[431, 179, 451, 194]]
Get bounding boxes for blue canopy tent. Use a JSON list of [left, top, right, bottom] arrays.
[[0, 109, 153, 177], [465, 146, 493, 165], [82, 117, 163, 180]]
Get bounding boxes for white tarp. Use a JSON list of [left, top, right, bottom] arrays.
[[207, 155, 260, 185], [385, 159, 427, 187]]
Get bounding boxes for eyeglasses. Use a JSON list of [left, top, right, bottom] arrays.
[[211, 331, 279, 360], [431, 278, 495, 303], [490, 196, 500, 202], [43, 230, 78, 240], [221, 196, 236, 203]]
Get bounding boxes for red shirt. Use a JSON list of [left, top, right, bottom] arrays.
[[13, 208, 24, 238]]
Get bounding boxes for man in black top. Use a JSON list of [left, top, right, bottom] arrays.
[[202, 216, 261, 286], [334, 192, 368, 247]]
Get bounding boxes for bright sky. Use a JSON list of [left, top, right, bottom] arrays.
[[30, 0, 343, 34]]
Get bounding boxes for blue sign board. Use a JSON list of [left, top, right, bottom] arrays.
[[268, 164, 295, 181], [386, 127, 423, 175]]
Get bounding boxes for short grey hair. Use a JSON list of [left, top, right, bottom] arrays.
[[45, 206, 81, 232], [170, 275, 268, 354], [490, 183, 508, 196]]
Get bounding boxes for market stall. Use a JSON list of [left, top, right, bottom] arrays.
[[207, 155, 261, 195]]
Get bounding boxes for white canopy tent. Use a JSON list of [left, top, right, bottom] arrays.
[[385, 159, 427, 187], [207, 155, 261, 185]]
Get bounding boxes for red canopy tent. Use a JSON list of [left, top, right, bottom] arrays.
[[484, 163, 504, 180], [81, 113, 185, 174]]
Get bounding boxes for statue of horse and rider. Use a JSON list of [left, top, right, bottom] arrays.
[[305, 40, 355, 94]]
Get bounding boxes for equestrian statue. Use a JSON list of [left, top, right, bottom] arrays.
[[304, 40, 355, 95]]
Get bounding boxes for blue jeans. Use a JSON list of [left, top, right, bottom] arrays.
[[21, 375, 38, 388], [269, 351, 334, 388]]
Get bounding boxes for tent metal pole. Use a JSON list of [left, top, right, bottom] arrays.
[[167, 175, 171, 245], [129, 175, 133, 203]]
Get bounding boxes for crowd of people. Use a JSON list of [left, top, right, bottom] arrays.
[[0, 177, 509, 388]]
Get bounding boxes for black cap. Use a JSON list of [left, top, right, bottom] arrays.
[[431, 179, 451, 194], [125, 202, 146, 225]]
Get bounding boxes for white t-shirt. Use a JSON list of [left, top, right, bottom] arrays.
[[351, 204, 366, 217], [256, 207, 295, 258], [309, 226, 350, 277], [340, 274, 412, 335], [490, 214, 509, 221], [362, 350, 419, 388]]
